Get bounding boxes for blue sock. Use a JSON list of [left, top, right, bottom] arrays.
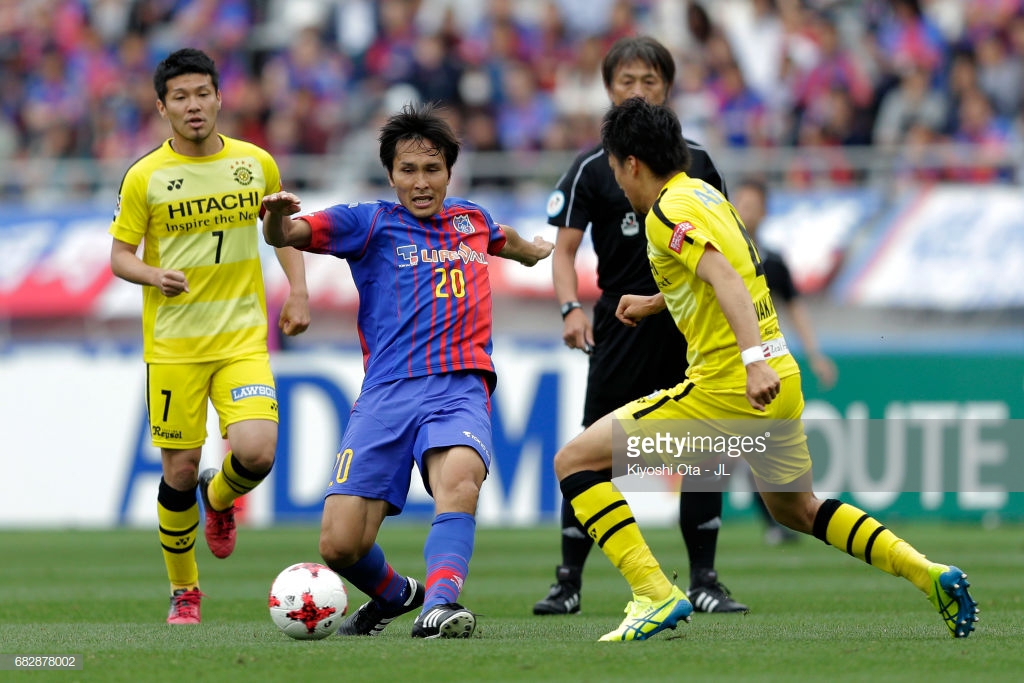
[[423, 512, 475, 609], [337, 543, 408, 606]]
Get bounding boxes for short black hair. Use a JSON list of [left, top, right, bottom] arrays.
[[378, 102, 460, 173], [601, 97, 690, 177], [153, 48, 219, 102], [601, 35, 676, 90]]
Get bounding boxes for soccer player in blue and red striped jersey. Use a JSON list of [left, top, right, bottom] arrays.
[[263, 102, 553, 639]]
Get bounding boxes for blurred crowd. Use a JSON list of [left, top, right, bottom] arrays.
[[1, 0, 1022, 189]]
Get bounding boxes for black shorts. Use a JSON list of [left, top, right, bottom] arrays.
[[582, 294, 689, 427]]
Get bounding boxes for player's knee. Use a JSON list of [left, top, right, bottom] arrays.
[[318, 532, 368, 569], [236, 448, 275, 476], [162, 451, 201, 489], [165, 467, 199, 491], [434, 476, 481, 513], [227, 421, 277, 472], [553, 444, 584, 480]]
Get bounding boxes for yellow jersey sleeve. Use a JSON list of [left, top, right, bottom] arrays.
[[110, 157, 154, 246], [645, 173, 798, 387]]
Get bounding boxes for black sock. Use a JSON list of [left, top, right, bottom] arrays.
[[558, 496, 592, 582], [679, 491, 722, 586]]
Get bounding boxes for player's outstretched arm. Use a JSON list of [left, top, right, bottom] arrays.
[[273, 246, 310, 337], [263, 191, 312, 335], [695, 245, 780, 411], [262, 191, 312, 249], [496, 224, 554, 266]]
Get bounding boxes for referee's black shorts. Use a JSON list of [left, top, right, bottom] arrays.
[[582, 293, 689, 427]]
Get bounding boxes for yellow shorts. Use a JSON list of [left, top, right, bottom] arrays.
[[146, 351, 278, 449], [613, 373, 812, 487]]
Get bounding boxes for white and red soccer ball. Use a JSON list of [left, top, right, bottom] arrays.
[[268, 563, 348, 640]]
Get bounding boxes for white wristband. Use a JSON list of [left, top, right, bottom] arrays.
[[741, 345, 765, 366]]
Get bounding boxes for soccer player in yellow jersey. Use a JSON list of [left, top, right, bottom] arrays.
[[108, 48, 310, 624], [554, 97, 978, 642]]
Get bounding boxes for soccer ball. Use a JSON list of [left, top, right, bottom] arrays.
[[268, 562, 348, 640]]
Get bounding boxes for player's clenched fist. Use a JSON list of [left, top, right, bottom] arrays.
[[157, 269, 189, 296]]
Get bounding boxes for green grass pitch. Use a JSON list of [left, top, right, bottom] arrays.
[[1, 520, 1020, 682]]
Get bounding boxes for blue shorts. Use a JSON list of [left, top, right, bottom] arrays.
[[324, 372, 494, 514]]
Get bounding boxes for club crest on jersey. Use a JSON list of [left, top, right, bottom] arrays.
[[230, 159, 255, 186], [669, 221, 695, 253], [452, 214, 475, 234]]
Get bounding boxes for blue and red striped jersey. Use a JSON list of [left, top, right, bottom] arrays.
[[300, 197, 508, 392]]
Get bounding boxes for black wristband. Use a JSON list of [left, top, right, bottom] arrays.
[[560, 301, 583, 319]]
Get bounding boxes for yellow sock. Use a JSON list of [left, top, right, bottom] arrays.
[[569, 481, 673, 601], [208, 452, 268, 511], [158, 502, 199, 592], [822, 501, 932, 593]]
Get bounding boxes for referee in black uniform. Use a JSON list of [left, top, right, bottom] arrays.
[[535, 36, 748, 616]]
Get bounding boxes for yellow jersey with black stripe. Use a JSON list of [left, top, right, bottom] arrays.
[[645, 172, 799, 388], [109, 135, 279, 363]]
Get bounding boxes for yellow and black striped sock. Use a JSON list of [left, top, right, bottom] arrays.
[[561, 471, 672, 601], [207, 452, 270, 511], [157, 478, 199, 592], [813, 499, 932, 593]]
